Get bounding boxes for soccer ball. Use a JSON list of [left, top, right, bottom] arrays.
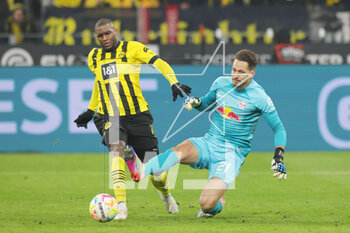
[[89, 193, 118, 222]]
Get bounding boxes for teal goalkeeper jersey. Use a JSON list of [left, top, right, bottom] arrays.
[[196, 76, 287, 150]]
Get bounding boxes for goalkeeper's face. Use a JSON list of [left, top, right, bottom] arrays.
[[231, 59, 255, 90], [95, 23, 118, 50]]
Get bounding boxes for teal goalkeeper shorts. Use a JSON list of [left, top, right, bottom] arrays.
[[188, 134, 249, 187]]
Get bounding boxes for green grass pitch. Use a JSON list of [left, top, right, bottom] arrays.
[[0, 152, 349, 233]]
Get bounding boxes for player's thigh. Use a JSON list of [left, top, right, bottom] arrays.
[[126, 117, 158, 162], [104, 118, 128, 147], [208, 143, 245, 188], [199, 177, 227, 209], [171, 139, 198, 165], [209, 159, 236, 187], [93, 113, 105, 136], [130, 143, 159, 163], [94, 114, 128, 148]]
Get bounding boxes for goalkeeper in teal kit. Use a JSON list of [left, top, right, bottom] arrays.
[[129, 49, 287, 217]]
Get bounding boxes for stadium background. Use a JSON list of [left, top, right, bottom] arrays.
[[1, 65, 350, 152], [1, 0, 350, 153], [0, 1, 350, 232]]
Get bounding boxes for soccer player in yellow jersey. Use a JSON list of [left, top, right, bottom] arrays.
[[73, 18, 191, 220]]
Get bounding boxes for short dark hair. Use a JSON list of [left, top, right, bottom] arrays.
[[234, 49, 258, 70], [95, 18, 114, 30]]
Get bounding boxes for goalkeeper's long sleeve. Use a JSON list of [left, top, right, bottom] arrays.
[[196, 90, 217, 112], [263, 111, 287, 148]]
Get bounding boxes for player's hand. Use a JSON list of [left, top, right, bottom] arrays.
[[171, 83, 192, 102], [183, 97, 201, 111], [74, 109, 94, 129], [271, 147, 287, 180]]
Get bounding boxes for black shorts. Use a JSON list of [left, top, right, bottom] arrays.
[[93, 110, 158, 161]]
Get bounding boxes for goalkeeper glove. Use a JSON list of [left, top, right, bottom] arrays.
[[74, 109, 94, 129], [271, 147, 287, 180], [171, 83, 192, 102], [183, 97, 201, 111]]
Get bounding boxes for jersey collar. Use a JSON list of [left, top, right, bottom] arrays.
[[102, 40, 121, 52]]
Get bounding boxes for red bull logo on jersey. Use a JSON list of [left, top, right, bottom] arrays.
[[217, 107, 241, 121], [238, 102, 247, 110]]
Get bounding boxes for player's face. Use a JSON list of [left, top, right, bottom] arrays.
[[95, 23, 118, 50], [231, 59, 255, 90]]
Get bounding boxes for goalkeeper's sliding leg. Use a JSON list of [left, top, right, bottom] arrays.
[[133, 139, 235, 217], [195, 178, 226, 218]]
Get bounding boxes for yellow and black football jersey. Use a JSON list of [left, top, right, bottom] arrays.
[[87, 40, 178, 116]]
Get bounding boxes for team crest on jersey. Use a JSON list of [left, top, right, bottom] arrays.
[[117, 52, 126, 58], [238, 102, 247, 110], [104, 121, 112, 130]]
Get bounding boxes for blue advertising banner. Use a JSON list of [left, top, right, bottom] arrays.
[[0, 65, 349, 152]]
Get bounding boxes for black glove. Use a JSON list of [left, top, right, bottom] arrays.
[[171, 83, 192, 102], [74, 109, 94, 129]]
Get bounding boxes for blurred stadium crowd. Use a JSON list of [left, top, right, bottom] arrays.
[[1, 0, 349, 43], [0, 0, 349, 65]]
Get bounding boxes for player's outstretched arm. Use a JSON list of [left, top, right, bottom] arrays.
[[263, 110, 287, 180], [152, 58, 192, 101], [271, 147, 287, 180], [74, 79, 98, 129], [183, 97, 201, 111], [193, 89, 217, 112]]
